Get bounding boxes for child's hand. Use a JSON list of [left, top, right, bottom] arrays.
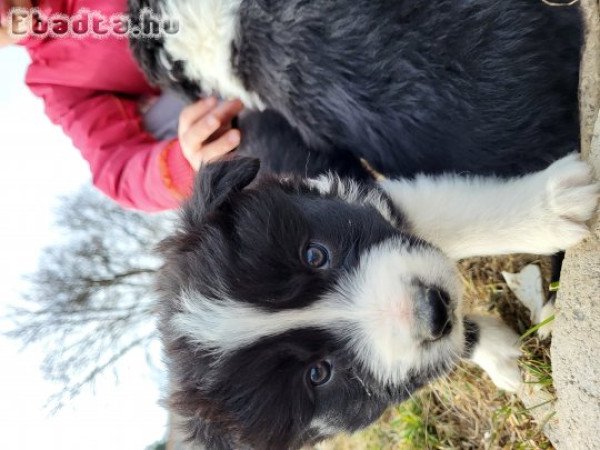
[[178, 97, 244, 171]]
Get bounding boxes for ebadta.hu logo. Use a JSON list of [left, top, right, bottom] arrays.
[[5, 7, 179, 39]]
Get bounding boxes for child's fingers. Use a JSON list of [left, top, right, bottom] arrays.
[[178, 96, 218, 134], [183, 113, 222, 150], [200, 129, 241, 162], [178, 98, 243, 170], [211, 99, 244, 124]]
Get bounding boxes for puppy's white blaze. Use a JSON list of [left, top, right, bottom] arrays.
[[172, 239, 465, 384], [172, 294, 357, 353], [160, 0, 264, 108], [340, 241, 464, 383], [306, 175, 398, 227]]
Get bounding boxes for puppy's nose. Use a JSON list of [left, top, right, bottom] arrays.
[[416, 286, 452, 342]]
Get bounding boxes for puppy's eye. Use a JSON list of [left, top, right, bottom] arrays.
[[307, 360, 332, 386], [303, 243, 330, 269]]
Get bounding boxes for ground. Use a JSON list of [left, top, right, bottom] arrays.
[[550, 1, 600, 447]]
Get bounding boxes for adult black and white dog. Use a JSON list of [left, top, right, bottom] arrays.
[[128, 0, 591, 448], [129, 0, 581, 178]]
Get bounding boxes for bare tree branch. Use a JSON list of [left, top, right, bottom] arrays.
[[2, 185, 173, 410]]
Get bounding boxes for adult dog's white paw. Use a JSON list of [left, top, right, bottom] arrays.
[[469, 316, 523, 392], [531, 153, 599, 253]]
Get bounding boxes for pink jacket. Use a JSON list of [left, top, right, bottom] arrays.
[[20, 0, 194, 211]]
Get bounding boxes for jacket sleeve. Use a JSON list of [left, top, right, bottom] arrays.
[[26, 82, 195, 212]]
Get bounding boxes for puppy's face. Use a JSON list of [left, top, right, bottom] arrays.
[[158, 159, 466, 449]]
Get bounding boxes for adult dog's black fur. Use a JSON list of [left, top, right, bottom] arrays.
[[130, 0, 581, 179]]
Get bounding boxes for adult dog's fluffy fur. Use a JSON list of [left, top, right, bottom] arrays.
[[128, 0, 591, 448], [130, 0, 581, 178]]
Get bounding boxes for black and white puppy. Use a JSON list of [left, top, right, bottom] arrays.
[[130, 0, 581, 178], [158, 154, 599, 449]]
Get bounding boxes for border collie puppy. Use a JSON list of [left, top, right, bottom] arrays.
[[130, 0, 581, 178], [158, 154, 599, 449]]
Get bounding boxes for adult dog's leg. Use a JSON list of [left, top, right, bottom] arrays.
[[381, 154, 599, 259], [237, 110, 368, 180]]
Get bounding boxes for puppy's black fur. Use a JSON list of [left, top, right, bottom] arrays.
[[158, 158, 459, 449]]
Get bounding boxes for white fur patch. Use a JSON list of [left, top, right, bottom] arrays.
[[381, 153, 599, 260], [469, 315, 522, 392], [502, 264, 544, 324], [171, 239, 463, 384], [537, 302, 555, 340], [339, 240, 464, 384], [309, 418, 339, 436], [160, 0, 264, 108], [306, 175, 398, 227]]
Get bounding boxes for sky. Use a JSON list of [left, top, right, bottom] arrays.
[[0, 46, 168, 449]]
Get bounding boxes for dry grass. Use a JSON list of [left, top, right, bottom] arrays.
[[313, 255, 555, 450]]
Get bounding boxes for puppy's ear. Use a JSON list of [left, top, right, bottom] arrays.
[[169, 392, 249, 450], [157, 158, 260, 257], [185, 157, 261, 224], [185, 418, 248, 450]]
